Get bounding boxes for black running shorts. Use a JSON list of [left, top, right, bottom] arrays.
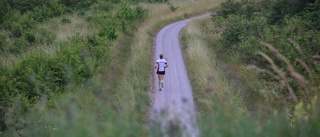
[[156, 71, 165, 75]]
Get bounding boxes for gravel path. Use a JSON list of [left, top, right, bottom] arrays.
[[150, 14, 209, 137]]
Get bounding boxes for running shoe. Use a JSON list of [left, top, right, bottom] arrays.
[[161, 83, 164, 88], [159, 88, 161, 91]]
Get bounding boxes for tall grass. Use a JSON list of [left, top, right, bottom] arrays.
[[181, 16, 320, 137], [181, 18, 247, 119]]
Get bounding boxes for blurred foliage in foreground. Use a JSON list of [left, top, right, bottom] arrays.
[[213, 0, 320, 107]]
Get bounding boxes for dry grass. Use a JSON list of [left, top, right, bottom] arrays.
[[0, 14, 93, 67], [37, 14, 96, 42], [0, 44, 60, 67], [181, 18, 246, 116]]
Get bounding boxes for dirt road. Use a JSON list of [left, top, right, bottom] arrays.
[[151, 14, 209, 137]]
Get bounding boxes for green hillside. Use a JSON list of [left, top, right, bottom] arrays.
[[182, 0, 320, 136], [0, 0, 218, 136], [0, 0, 319, 136]]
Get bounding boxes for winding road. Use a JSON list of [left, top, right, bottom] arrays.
[[151, 14, 209, 137]]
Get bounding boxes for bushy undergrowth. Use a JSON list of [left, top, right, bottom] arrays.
[[1, 0, 151, 133], [199, 98, 320, 137], [183, 17, 320, 137], [213, 0, 320, 107], [3, 84, 146, 137]]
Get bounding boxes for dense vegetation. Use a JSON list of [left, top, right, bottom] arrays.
[[213, 0, 320, 107], [185, 0, 320, 136], [181, 0, 320, 136], [2, 0, 318, 136], [0, 0, 151, 134]]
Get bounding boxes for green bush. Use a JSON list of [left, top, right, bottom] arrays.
[[4, 12, 37, 37], [5, 56, 66, 102], [169, 4, 178, 12], [61, 18, 71, 24], [147, 0, 168, 3], [10, 22, 23, 38], [1, 42, 93, 103], [200, 102, 320, 137], [36, 28, 56, 44], [0, 35, 6, 52], [87, 34, 104, 46], [24, 31, 36, 43], [7, 0, 51, 13], [8, 38, 30, 53], [221, 15, 246, 47], [0, 0, 11, 24], [134, 5, 148, 19], [217, 0, 242, 18], [4, 90, 146, 137], [267, 0, 307, 24], [93, 1, 114, 11], [0, 0, 148, 134], [116, 2, 148, 32], [301, 0, 320, 29], [31, 3, 68, 22], [98, 26, 118, 40], [59, 0, 97, 9], [0, 64, 8, 130], [213, 0, 320, 104]]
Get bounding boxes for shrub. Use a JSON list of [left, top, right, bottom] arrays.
[[217, 0, 242, 18], [31, 3, 67, 22], [98, 26, 118, 40], [59, 0, 98, 9], [10, 22, 23, 38], [87, 34, 104, 46], [0, 64, 9, 130], [220, 15, 248, 47], [5, 12, 37, 37], [24, 31, 36, 43], [1, 43, 92, 103], [213, 0, 320, 105], [116, 2, 148, 32], [7, 0, 50, 13], [148, 0, 168, 2], [61, 18, 71, 24], [36, 28, 56, 44], [134, 5, 148, 19], [301, 0, 320, 29], [93, 1, 114, 11], [169, 4, 178, 12], [0, 0, 11, 24], [0, 35, 6, 52], [6, 56, 66, 101], [267, 0, 307, 24], [8, 38, 30, 53]]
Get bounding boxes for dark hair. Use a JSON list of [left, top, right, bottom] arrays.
[[160, 54, 163, 59]]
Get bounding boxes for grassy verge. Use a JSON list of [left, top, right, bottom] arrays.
[[111, 0, 224, 132], [181, 16, 320, 137]]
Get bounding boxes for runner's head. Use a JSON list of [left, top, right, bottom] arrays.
[[160, 54, 163, 59]]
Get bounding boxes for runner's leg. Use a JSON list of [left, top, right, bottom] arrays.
[[160, 75, 164, 88], [157, 74, 161, 89]]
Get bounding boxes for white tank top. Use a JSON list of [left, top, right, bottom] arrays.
[[156, 59, 167, 71]]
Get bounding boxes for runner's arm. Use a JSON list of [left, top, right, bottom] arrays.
[[155, 62, 159, 69]]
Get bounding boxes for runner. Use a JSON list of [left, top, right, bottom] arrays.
[[155, 54, 168, 91]]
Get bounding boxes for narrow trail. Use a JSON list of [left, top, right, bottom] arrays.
[[150, 14, 209, 137]]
